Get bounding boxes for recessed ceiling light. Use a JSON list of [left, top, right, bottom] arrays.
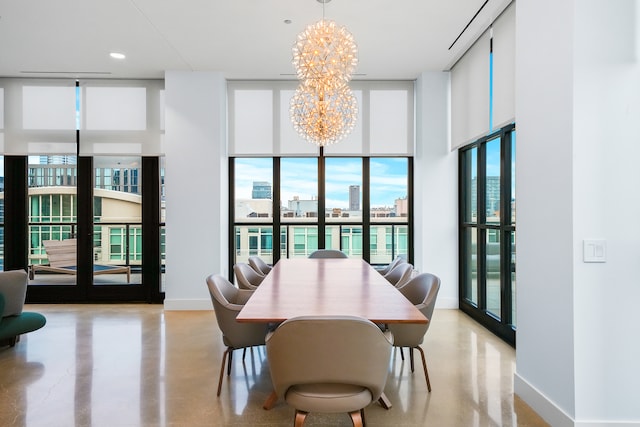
[[284, 19, 292, 24], [110, 52, 126, 60]]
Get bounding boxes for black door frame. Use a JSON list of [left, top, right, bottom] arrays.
[[458, 123, 516, 346], [4, 155, 164, 303]]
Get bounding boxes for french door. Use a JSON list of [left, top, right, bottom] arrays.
[[3, 155, 163, 303], [459, 124, 516, 345]]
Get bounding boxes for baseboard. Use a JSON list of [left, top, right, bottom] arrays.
[[435, 296, 458, 309], [515, 374, 640, 427], [514, 373, 574, 427], [163, 298, 212, 311]]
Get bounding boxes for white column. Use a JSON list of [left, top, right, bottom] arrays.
[[414, 71, 458, 308], [515, 1, 640, 425], [163, 71, 227, 310]]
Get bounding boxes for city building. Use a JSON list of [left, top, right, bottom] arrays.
[[251, 181, 272, 199], [349, 185, 360, 211]]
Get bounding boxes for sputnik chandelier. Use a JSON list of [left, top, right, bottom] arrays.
[[290, 0, 358, 147]]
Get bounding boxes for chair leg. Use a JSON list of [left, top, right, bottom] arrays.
[[242, 347, 247, 361], [399, 347, 404, 360], [227, 348, 234, 375], [217, 347, 231, 396], [409, 347, 415, 372], [416, 346, 431, 392], [294, 410, 308, 427], [349, 410, 364, 427]]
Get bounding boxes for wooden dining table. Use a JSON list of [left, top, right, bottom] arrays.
[[236, 257, 428, 410]]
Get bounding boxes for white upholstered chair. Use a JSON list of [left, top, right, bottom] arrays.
[[205, 274, 269, 396], [266, 315, 393, 427], [248, 256, 272, 276], [308, 249, 348, 259], [233, 262, 265, 290], [382, 262, 414, 288], [387, 272, 441, 391]]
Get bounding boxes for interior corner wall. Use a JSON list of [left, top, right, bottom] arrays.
[[514, 0, 577, 425], [515, 0, 640, 426], [414, 71, 458, 309], [163, 71, 227, 310]]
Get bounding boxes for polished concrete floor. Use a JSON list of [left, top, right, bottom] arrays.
[[0, 305, 549, 427]]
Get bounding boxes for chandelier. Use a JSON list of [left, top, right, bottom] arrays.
[[290, 0, 358, 147]]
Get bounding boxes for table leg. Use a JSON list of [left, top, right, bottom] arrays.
[[263, 390, 278, 410], [378, 392, 392, 410]]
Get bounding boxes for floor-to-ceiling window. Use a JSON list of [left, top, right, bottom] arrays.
[[459, 124, 516, 345], [0, 78, 164, 303], [227, 80, 415, 278], [230, 156, 412, 275]]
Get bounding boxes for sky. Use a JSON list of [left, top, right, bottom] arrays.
[[234, 157, 408, 209]]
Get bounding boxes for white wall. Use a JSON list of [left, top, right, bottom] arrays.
[[163, 71, 227, 310], [515, 0, 640, 425], [414, 71, 459, 309], [572, 0, 640, 422]]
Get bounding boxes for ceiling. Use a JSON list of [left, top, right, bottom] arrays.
[[0, 0, 512, 81]]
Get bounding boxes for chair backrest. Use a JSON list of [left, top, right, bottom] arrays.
[[0, 270, 28, 317], [233, 262, 265, 290], [308, 249, 348, 259], [266, 315, 393, 403], [248, 256, 272, 275], [388, 272, 441, 346], [383, 262, 413, 287], [205, 274, 267, 349], [378, 256, 406, 276]]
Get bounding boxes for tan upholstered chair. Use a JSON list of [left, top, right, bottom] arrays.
[[248, 256, 272, 276], [387, 272, 440, 391], [308, 249, 348, 259], [233, 262, 265, 290], [377, 255, 406, 276], [382, 262, 414, 288], [205, 274, 269, 396], [266, 315, 393, 427]]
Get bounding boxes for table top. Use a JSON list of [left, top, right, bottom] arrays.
[[236, 258, 428, 324]]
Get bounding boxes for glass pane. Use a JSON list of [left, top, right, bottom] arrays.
[[160, 157, 166, 292], [464, 148, 478, 222], [280, 227, 288, 259], [287, 226, 317, 258], [234, 158, 273, 223], [511, 232, 516, 327], [281, 158, 318, 222], [370, 158, 408, 223], [94, 156, 141, 285], [486, 232, 501, 318], [325, 158, 362, 223], [28, 155, 78, 285], [341, 225, 363, 258], [511, 132, 516, 225], [486, 138, 501, 224], [369, 225, 388, 265], [464, 227, 478, 306], [394, 225, 409, 259], [234, 225, 273, 264]]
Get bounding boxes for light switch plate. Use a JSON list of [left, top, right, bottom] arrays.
[[583, 239, 606, 263]]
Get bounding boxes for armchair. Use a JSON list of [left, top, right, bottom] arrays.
[[0, 270, 46, 348]]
